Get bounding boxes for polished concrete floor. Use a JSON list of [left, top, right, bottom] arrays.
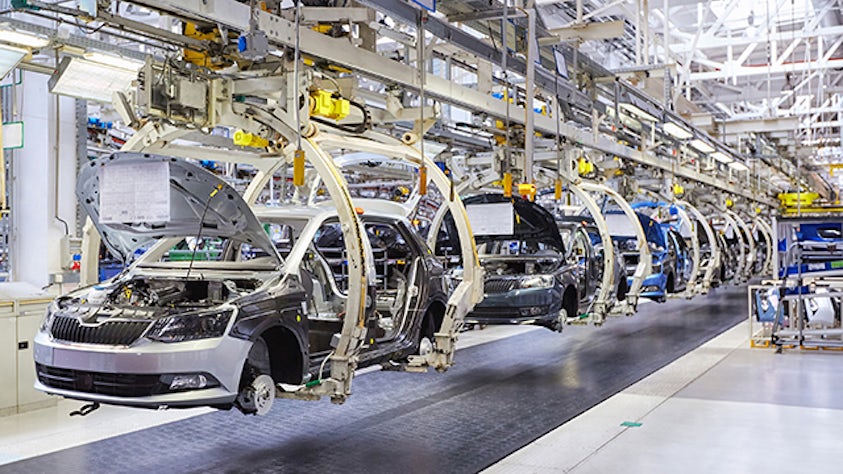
[[487, 321, 843, 473], [2, 285, 838, 473]]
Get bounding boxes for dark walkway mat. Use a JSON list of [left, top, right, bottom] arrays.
[[1, 286, 747, 474]]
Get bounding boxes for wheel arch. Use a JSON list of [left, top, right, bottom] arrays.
[[252, 324, 307, 386]]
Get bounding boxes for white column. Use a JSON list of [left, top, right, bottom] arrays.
[[10, 71, 78, 287]]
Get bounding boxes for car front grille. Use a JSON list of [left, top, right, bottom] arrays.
[[49, 315, 150, 346], [623, 254, 639, 265], [468, 306, 518, 317], [36, 363, 169, 397], [484, 279, 518, 294]]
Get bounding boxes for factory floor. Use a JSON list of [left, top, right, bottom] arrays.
[[486, 319, 843, 473], [0, 286, 838, 473]]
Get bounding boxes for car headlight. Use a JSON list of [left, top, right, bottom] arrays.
[[651, 262, 663, 274], [648, 242, 664, 252], [40, 302, 59, 332], [519, 275, 555, 289], [146, 309, 234, 343]]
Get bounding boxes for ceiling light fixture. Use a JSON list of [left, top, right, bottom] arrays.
[[619, 102, 658, 122], [663, 121, 693, 140], [48, 56, 138, 103], [711, 151, 733, 163], [690, 139, 716, 154], [0, 26, 50, 48], [0, 44, 27, 79], [84, 51, 144, 71]]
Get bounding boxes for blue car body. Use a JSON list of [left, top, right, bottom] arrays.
[[608, 210, 690, 302]]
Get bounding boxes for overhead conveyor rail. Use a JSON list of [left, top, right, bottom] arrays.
[[99, 0, 780, 207]]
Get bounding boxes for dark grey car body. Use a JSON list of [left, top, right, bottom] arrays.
[[461, 194, 580, 331], [33, 154, 447, 414]]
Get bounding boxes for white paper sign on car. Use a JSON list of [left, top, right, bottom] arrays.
[[466, 202, 514, 236], [99, 161, 170, 224]]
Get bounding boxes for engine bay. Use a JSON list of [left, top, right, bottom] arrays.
[[63, 277, 264, 313], [481, 255, 562, 276]]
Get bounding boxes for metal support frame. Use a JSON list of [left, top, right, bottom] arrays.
[[578, 182, 651, 314], [559, 182, 618, 324], [677, 199, 720, 295], [664, 204, 699, 299], [718, 212, 748, 283], [307, 131, 484, 372], [727, 210, 757, 280], [752, 216, 775, 278]]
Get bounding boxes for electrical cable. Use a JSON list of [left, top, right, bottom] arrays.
[[310, 99, 369, 134], [185, 183, 223, 280]]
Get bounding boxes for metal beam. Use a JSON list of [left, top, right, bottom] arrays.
[[447, 9, 525, 22], [354, 0, 592, 108], [539, 20, 625, 44], [670, 25, 843, 53], [717, 117, 800, 135], [690, 58, 843, 81]]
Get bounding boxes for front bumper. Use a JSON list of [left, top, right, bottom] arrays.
[[33, 330, 252, 409], [466, 287, 562, 326], [628, 273, 668, 300]]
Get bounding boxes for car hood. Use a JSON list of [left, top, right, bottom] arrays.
[[607, 210, 665, 249], [78, 152, 280, 264], [463, 194, 566, 252]]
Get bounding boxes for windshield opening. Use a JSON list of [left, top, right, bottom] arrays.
[[478, 238, 563, 257], [135, 234, 282, 270]]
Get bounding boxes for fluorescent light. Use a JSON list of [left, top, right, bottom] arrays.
[[0, 27, 50, 48], [711, 151, 733, 163], [84, 51, 144, 71], [48, 57, 137, 103], [0, 44, 26, 79], [690, 139, 715, 154], [619, 102, 658, 122], [663, 121, 693, 140], [728, 161, 749, 171]]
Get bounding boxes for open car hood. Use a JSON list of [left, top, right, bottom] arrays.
[[605, 210, 666, 249], [78, 152, 280, 264], [462, 194, 566, 252], [636, 212, 667, 249]]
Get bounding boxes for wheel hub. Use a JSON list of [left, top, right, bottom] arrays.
[[237, 374, 275, 416]]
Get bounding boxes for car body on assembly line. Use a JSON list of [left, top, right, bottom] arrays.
[[459, 194, 580, 331], [606, 210, 691, 303], [33, 153, 447, 415], [555, 215, 628, 309]]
